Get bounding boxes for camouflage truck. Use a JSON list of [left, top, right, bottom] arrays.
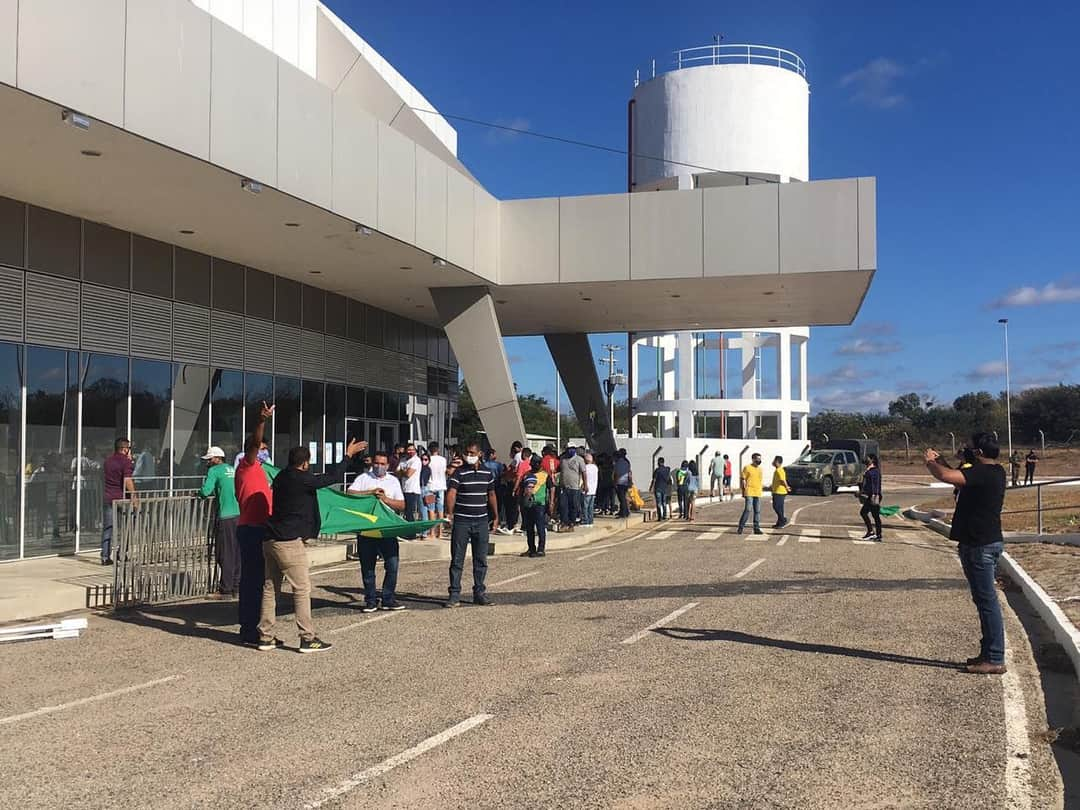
[[783, 439, 879, 496]]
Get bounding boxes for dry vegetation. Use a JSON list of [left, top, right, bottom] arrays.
[[919, 483, 1080, 535], [1006, 542, 1080, 630]]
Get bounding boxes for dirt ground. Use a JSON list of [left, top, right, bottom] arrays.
[[880, 447, 1080, 476], [1007, 542, 1080, 629], [919, 485, 1080, 535]]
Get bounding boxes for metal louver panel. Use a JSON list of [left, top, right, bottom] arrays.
[[347, 342, 367, 386], [243, 317, 273, 372], [25, 272, 79, 348], [210, 310, 245, 369], [324, 335, 349, 382], [274, 324, 301, 376], [130, 294, 172, 359], [80, 284, 130, 354], [0, 266, 24, 342], [172, 302, 210, 363], [301, 330, 324, 379]]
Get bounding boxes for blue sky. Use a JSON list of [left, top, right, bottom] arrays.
[[331, 0, 1080, 412]]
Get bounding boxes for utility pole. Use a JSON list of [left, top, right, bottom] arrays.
[[599, 344, 623, 438]]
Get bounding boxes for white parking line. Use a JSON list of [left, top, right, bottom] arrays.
[[0, 675, 183, 726], [302, 713, 493, 809], [734, 558, 766, 579], [489, 571, 539, 588], [776, 535, 789, 546], [326, 612, 403, 635], [620, 602, 699, 645], [576, 549, 611, 561], [651, 530, 676, 539], [798, 529, 820, 543], [789, 499, 835, 526], [1002, 641, 1032, 809]]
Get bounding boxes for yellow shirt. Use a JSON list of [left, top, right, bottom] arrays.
[[741, 464, 764, 498], [771, 467, 789, 496]]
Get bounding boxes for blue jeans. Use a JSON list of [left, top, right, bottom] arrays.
[[677, 487, 689, 519], [101, 503, 113, 562], [583, 494, 595, 525], [358, 536, 400, 606], [655, 488, 670, 520], [958, 541, 1005, 664], [738, 497, 761, 531], [448, 516, 489, 598], [772, 494, 787, 525], [559, 488, 583, 525], [236, 525, 267, 642], [522, 503, 547, 553]]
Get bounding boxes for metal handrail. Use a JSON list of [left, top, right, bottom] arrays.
[[1004, 476, 1080, 535], [636, 43, 807, 86]]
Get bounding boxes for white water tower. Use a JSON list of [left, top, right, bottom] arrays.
[[627, 42, 811, 443]]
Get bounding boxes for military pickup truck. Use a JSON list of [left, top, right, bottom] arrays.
[[783, 440, 879, 496]]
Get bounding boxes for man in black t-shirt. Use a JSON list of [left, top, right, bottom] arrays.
[[651, 458, 672, 521], [925, 432, 1007, 675], [444, 441, 499, 608]]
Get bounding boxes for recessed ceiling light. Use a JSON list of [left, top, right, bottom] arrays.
[[179, 229, 195, 235], [432, 257, 447, 266], [495, 299, 507, 304], [670, 294, 681, 298], [355, 225, 373, 236], [80, 149, 102, 157], [768, 319, 778, 323], [763, 291, 775, 296], [582, 297, 593, 302], [240, 178, 262, 194], [399, 266, 413, 271], [62, 109, 90, 130], [284, 222, 300, 227], [309, 270, 322, 275], [415, 305, 424, 309]]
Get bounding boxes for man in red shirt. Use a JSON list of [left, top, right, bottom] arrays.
[[235, 402, 274, 647], [101, 437, 136, 565]]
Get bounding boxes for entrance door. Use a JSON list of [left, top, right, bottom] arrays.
[[364, 421, 397, 455]]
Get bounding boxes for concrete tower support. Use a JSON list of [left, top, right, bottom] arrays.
[[546, 334, 617, 455], [431, 287, 525, 455]]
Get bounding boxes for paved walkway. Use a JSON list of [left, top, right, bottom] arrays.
[[0, 490, 1068, 809]]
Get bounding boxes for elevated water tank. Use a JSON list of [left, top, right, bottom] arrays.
[[630, 44, 809, 189]]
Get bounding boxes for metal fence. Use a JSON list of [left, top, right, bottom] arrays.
[[112, 494, 218, 609], [1005, 476, 1080, 535]]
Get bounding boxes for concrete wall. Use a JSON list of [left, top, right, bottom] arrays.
[[632, 63, 809, 187]]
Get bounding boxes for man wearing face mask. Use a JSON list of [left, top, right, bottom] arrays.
[[398, 443, 423, 536], [349, 450, 407, 612], [736, 453, 765, 535], [445, 441, 499, 607], [260, 437, 366, 652], [558, 442, 587, 531]]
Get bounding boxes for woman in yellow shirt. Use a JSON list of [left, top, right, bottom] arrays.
[[770, 456, 790, 529]]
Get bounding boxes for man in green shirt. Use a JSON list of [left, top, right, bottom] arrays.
[[199, 446, 241, 598]]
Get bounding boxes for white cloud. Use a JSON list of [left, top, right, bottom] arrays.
[[964, 361, 1007, 381], [484, 116, 531, 144], [836, 338, 901, 356], [840, 58, 907, 109], [808, 364, 873, 388], [991, 279, 1080, 308], [813, 388, 896, 413]]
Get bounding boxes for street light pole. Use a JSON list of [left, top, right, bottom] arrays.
[[998, 318, 1013, 459], [599, 344, 622, 437]]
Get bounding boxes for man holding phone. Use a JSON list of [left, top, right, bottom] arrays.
[[348, 450, 407, 612]]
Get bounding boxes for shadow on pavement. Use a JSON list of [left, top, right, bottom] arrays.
[[654, 626, 961, 670]]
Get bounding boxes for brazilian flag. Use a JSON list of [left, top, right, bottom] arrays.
[[262, 464, 445, 539]]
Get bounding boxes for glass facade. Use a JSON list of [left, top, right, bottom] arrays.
[[0, 195, 459, 560]]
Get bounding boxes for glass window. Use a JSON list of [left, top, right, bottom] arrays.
[[365, 307, 383, 347], [757, 414, 779, 440], [346, 386, 365, 418], [245, 268, 275, 320], [693, 411, 724, 438], [302, 285, 325, 332], [79, 353, 130, 539], [275, 277, 301, 326], [0, 195, 26, 268], [366, 388, 383, 420], [724, 340, 742, 399], [636, 342, 661, 402], [693, 333, 721, 399], [24, 347, 78, 557], [301, 379, 325, 469], [325, 293, 347, 337], [28, 206, 80, 278], [210, 369, 244, 465], [132, 235, 173, 298], [131, 359, 171, 492], [438, 333, 450, 366], [83, 221, 130, 289], [791, 340, 803, 400], [273, 377, 301, 466], [212, 259, 245, 314], [243, 372, 274, 459], [171, 364, 210, 485], [325, 384, 345, 469], [791, 416, 802, 441], [758, 337, 779, 399], [174, 249, 211, 306], [427, 328, 438, 361], [0, 342, 22, 560]]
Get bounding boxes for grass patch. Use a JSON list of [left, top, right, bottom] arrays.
[[919, 485, 1080, 534]]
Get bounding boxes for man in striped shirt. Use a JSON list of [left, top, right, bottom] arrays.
[[444, 441, 499, 608]]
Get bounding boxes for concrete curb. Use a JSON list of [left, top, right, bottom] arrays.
[[903, 507, 1080, 684]]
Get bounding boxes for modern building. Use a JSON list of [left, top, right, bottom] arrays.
[[620, 43, 824, 475], [0, 4, 874, 560]]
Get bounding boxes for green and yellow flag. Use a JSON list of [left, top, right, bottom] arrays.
[[262, 464, 445, 539]]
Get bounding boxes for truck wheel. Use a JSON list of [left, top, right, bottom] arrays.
[[820, 476, 834, 497]]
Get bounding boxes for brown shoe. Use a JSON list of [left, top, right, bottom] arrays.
[[964, 655, 984, 666], [964, 661, 1006, 675]]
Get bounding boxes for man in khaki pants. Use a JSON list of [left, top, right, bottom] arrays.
[[260, 439, 365, 653]]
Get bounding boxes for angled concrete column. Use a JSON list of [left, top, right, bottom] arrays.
[[431, 287, 525, 456], [545, 333, 616, 455]]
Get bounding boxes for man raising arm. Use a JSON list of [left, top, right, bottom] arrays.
[[234, 402, 274, 647]]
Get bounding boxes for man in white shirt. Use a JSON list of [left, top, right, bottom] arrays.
[[583, 452, 599, 526], [348, 450, 406, 612], [427, 441, 448, 538], [397, 443, 423, 537]]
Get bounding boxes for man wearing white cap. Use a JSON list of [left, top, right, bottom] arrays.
[[198, 446, 241, 598]]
